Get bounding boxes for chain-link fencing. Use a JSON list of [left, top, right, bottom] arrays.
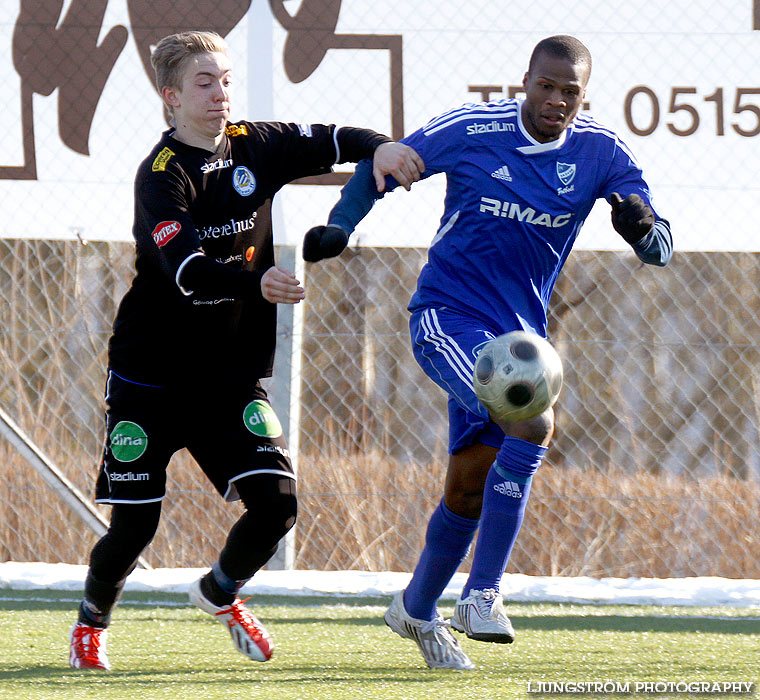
[[1, 239, 758, 577]]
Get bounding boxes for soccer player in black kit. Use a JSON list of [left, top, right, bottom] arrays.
[[68, 30, 424, 670]]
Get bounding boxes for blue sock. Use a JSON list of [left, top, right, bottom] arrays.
[[463, 436, 546, 597], [403, 499, 479, 621]]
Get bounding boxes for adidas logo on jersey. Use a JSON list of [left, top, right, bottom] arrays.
[[494, 480, 522, 498], [491, 165, 512, 182]]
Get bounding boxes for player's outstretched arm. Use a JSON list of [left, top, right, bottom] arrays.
[[372, 142, 424, 192], [302, 158, 387, 263], [302, 225, 349, 263]]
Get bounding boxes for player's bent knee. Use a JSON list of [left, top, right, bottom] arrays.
[[444, 489, 485, 520], [236, 473, 298, 536], [501, 407, 554, 446]]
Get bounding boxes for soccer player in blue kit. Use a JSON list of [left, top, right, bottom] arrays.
[[302, 35, 673, 669]]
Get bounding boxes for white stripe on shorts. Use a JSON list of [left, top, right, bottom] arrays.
[[419, 309, 474, 387]]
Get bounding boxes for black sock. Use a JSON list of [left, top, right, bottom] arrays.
[[200, 570, 236, 607], [78, 571, 128, 628]]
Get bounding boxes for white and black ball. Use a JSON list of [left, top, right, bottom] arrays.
[[473, 330, 563, 422]]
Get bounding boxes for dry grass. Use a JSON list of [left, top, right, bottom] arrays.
[[293, 449, 760, 578], [1, 437, 758, 578]]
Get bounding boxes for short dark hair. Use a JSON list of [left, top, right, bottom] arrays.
[[528, 35, 592, 74]]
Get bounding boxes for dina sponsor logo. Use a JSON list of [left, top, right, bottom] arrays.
[[243, 400, 283, 438], [109, 421, 148, 462]]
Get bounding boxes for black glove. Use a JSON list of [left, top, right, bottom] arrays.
[[302, 225, 350, 262], [610, 192, 655, 245]]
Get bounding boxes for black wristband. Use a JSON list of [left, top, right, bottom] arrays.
[[335, 126, 393, 164]]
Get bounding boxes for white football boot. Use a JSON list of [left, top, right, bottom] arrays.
[[384, 590, 475, 670], [189, 577, 273, 661], [451, 588, 515, 643]]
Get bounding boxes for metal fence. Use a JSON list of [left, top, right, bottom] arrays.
[[0, 239, 758, 577], [1, 1, 759, 578]]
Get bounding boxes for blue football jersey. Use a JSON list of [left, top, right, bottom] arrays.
[[329, 98, 670, 336]]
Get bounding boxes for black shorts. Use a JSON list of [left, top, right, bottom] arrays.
[[94, 371, 294, 505]]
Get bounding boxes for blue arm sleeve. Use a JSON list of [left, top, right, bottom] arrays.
[[631, 218, 673, 266], [326, 158, 398, 234]]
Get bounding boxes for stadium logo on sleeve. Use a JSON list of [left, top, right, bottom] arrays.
[[232, 166, 256, 196], [109, 421, 148, 462], [243, 400, 283, 438], [151, 147, 175, 172], [151, 220, 181, 247]]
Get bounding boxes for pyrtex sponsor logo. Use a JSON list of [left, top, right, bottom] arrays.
[[109, 421, 148, 462], [151, 220, 181, 247], [494, 480, 522, 498], [201, 157, 233, 174], [109, 472, 150, 481], [480, 197, 572, 228], [243, 400, 283, 438], [466, 121, 516, 135]]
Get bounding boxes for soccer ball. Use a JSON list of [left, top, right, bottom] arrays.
[[472, 331, 563, 422]]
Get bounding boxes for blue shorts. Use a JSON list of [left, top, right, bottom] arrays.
[[410, 308, 520, 453]]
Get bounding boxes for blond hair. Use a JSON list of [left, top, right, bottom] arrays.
[[150, 31, 228, 92]]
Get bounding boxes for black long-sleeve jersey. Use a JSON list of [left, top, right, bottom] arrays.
[[108, 120, 388, 388]]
